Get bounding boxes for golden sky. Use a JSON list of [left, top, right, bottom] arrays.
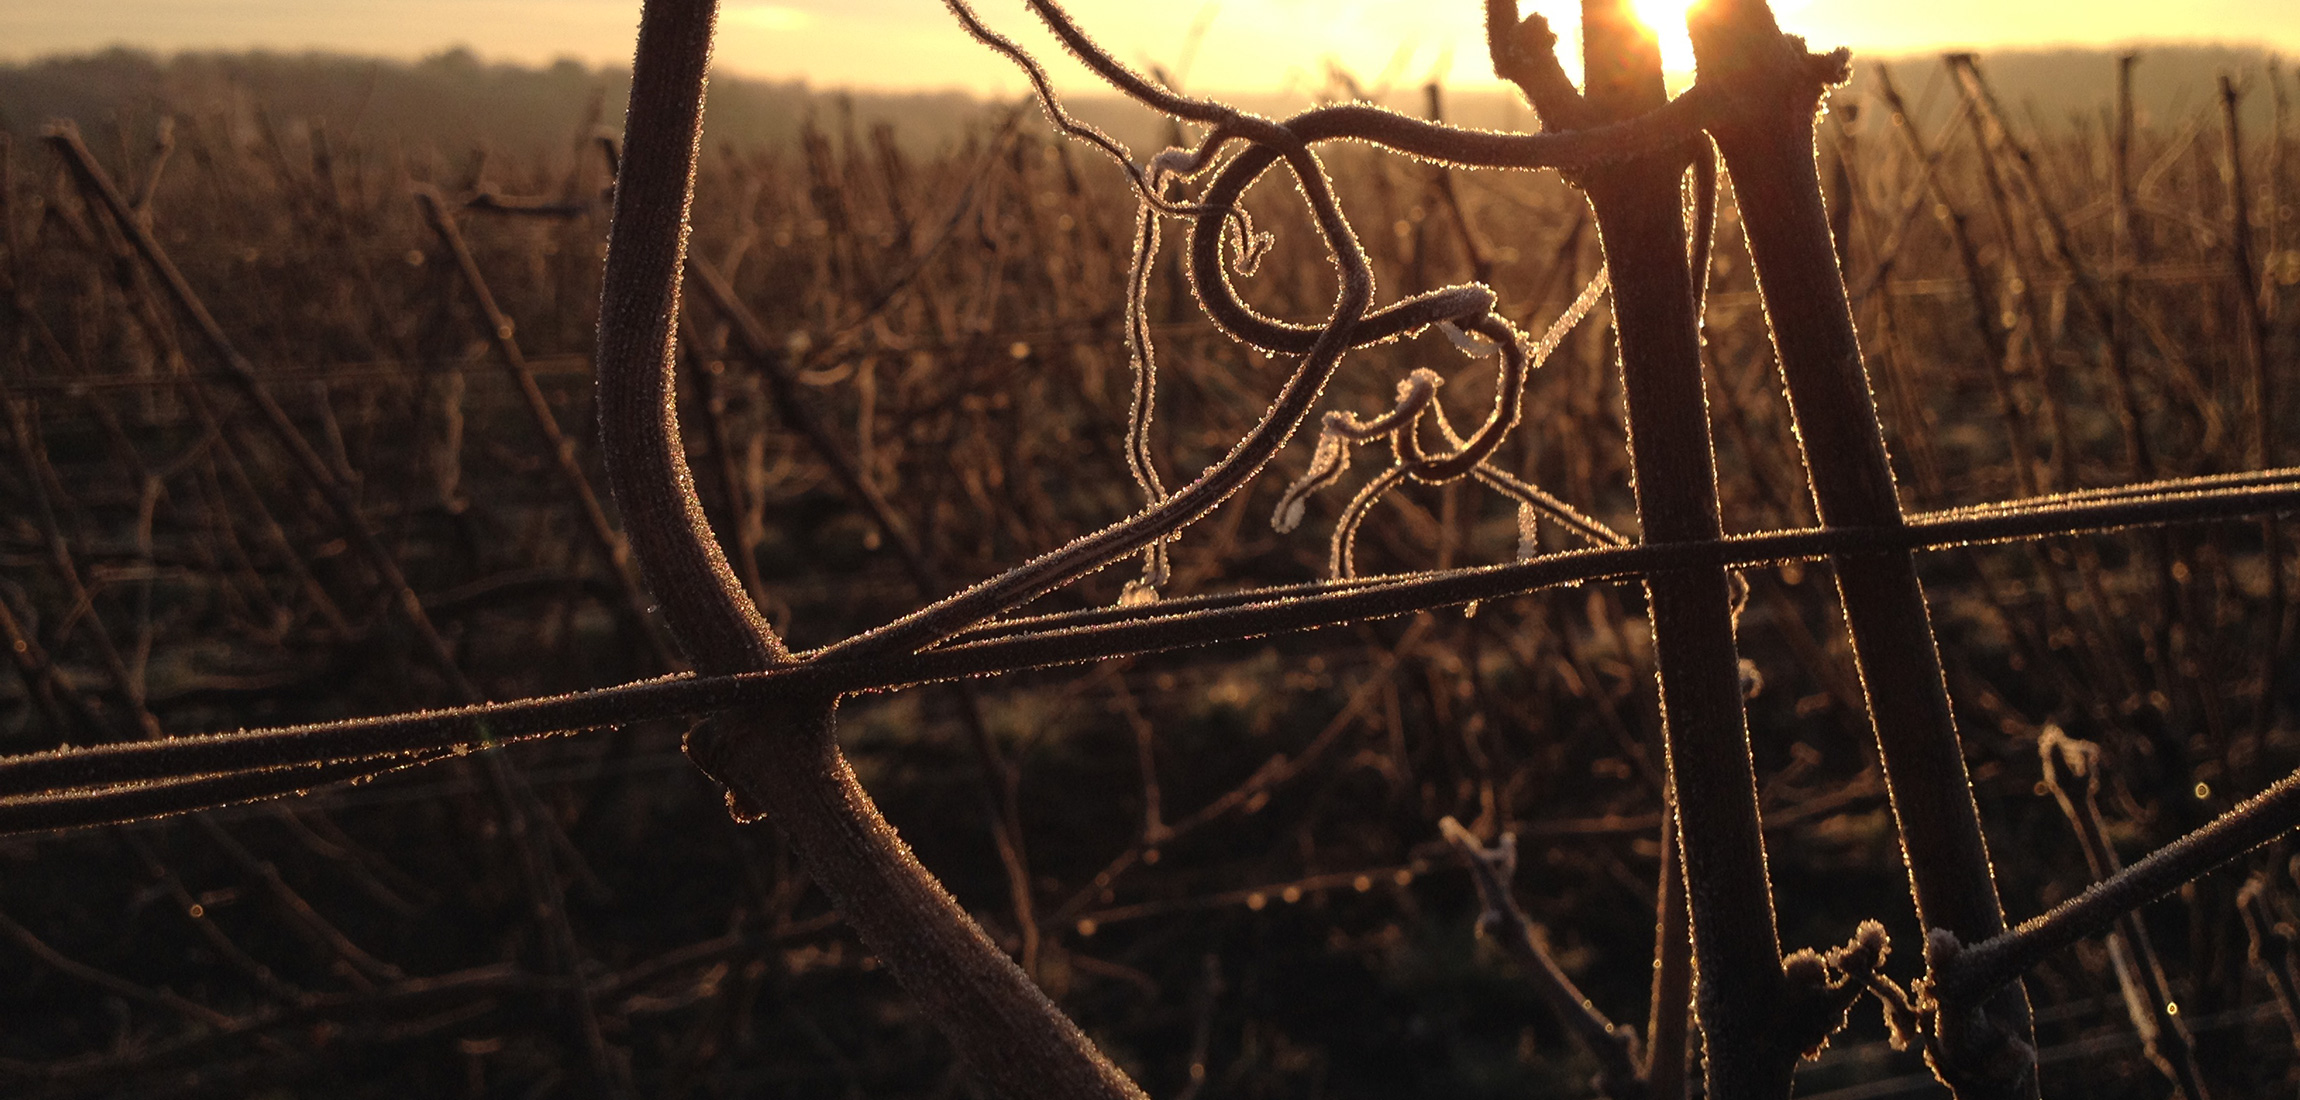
[[6, 1, 2297, 92]]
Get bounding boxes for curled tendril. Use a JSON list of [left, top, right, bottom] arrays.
[[1438, 320, 1504, 358], [1272, 433, 1347, 535], [1338, 370, 1446, 442], [1272, 371, 1443, 534], [1120, 202, 1173, 601], [1408, 265, 1610, 481], [1330, 465, 1414, 579], [1276, 268, 1615, 577], [1123, 206, 1168, 508], [957, 0, 1624, 584], [866, 0, 1700, 653], [819, 1, 1385, 661]]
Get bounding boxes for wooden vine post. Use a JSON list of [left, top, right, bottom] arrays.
[[1687, 1, 2038, 1095], [1492, 0, 1798, 1092]]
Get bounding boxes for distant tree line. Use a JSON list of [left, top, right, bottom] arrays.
[[2, 42, 2285, 165]]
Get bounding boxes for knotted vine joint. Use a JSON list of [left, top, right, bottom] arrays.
[[682, 717, 770, 823], [1780, 919, 1899, 1060], [680, 695, 842, 824], [1916, 928, 2043, 1100]]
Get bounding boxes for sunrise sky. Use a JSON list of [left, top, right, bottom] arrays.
[[7, 0, 2298, 93]]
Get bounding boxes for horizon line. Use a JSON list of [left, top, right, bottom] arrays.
[[2, 37, 2291, 99]]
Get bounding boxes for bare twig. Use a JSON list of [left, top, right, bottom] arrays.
[[1440, 816, 1646, 1098], [2038, 727, 2211, 1099]]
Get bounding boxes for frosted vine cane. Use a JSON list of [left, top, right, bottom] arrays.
[[591, 3, 1145, 1097]]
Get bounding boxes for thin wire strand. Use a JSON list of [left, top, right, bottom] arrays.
[[6, 470, 2293, 828]]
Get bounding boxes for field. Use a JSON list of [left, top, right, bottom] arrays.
[[0, 32, 2297, 1099]]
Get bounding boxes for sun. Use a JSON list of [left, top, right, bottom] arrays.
[[1620, 0, 1812, 74], [1627, 0, 1700, 72]]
